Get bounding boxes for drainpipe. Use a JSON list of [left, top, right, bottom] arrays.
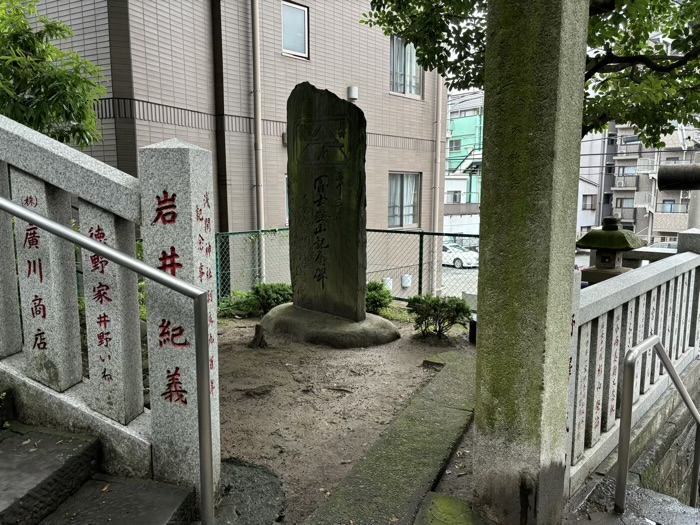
[[251, 0, 266, 280], [431, 74, 444, 294], [597, 128, 609, 226]]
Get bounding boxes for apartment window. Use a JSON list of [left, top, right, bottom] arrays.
[[605, 164, 615, 175], [616, 198, 634, 208], [282, 1, 308, 58], [449, 110, 460, 119], [622, 135, 641, 144], [445, 191, 461, 204], [582, 195, 596, 210], [618, 166, 637, 177], [460, 108, 480, 118], [388, 173, 420, 228], [660, 199, 675, 213], [390, 36, 423, 97], [448, 139, 461, 152]]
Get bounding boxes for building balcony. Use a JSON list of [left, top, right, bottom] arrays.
[[613, 176, 638, 190], [444, 202, 480, 216], [654, 212, 689, 233], [613, 207, 636, 221], [657, 203, 688, 213]]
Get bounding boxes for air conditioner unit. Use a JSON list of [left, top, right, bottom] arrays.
[[616, 181, 625, 187], [681, 190, 691, 200], [613, 212, 621, 219]]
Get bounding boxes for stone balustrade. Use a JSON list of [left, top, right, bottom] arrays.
[[0, 115, 219, 496], [567, 235, 700, 495]]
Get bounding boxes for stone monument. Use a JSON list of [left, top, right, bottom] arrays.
[[261, 82, 399, 348]]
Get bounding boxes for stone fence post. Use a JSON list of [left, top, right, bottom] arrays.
[[678, 228, 700, 352], [0, 162, 22, 358], [10, 167, 82, 391], [79, 201, 143, 425], [139, 140, 220, 493]]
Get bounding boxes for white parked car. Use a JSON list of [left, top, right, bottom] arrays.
[[442, 243, 479, 269]]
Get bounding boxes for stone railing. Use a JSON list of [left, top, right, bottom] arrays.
[[566, 231, 700, 496], [0, 116, 220, 501]]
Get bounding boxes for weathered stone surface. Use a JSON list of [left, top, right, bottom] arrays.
[[40, 474, 194, 525], [0, 115, 140, 222], [80, 201, 143, 425], [260, 303, 399, 349], [216, 459, 286, 525], [0, 162, 22, 358], [414, 493, 490, 525], [0, 425, 99, 525], [287, 82, 367, 322], [305, 355, 474, 525], [572, 476, 700, 525], [10, 167, 82, 392], [140, 139, 220, 492], [473, 0, 589, 523], [0, 351, 152, 478]]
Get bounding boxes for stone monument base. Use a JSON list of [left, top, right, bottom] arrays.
[[260, 303, 400, 349]]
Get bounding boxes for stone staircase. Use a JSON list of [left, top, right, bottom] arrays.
[[0, 391, 195, 525]]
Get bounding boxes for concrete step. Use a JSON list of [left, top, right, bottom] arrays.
[[0, 422, 99, 525], [566, 475, 700, 525], [39, 474, 195, 525]]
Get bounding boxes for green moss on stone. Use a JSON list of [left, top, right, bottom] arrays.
[[415, 493, 492, 525]]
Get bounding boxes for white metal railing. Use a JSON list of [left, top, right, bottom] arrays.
[[615, 335, 700, 512], [0, 116, 218, 523], [0, 196, 214, 524], [568, 249, 700, 494]]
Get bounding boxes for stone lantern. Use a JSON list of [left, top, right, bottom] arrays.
[[576, 216, 646, 284]]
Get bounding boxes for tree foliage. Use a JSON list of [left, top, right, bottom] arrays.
[[364, 0, 700, 146], [0, 0, 105, 147]]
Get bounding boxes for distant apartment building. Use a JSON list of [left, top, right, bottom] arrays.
[[577, 127, 618, 237], [444, 91, 615, 237], [610, 124, 700, 243], [444, 91, 483, 235], [38, 0, 446, 234]]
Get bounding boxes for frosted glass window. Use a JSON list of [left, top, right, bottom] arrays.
[[282, 2, 308, 58]]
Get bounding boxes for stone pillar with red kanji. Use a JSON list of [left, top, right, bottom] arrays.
[[10, 167, 82, 391], [80, 201, 143, 424], [139, 139, 220, 493], [0, 162, 22, 358]]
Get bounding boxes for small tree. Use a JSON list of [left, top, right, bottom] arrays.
[[0, 0, 105, 147]]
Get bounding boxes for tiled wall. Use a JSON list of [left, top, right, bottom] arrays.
[[37, 0, 446, 233]]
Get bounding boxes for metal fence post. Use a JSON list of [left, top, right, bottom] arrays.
[[418, 232, 424, 296]]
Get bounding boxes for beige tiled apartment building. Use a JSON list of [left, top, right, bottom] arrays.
[[610, 124, 700, 244], [38, 0, 446, 234]]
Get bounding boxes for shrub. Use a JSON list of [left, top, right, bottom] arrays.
[[407, 295, 473, 337], [252, 283, 293, 314], [218, 291, 260, 318], [366, 280, 392, 314]]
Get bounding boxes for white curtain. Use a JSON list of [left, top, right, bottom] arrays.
[[403, 173, 417, 226], [405, 43, 418, 95], [391, 36, 405, 93], [388, 174, 402, 227]]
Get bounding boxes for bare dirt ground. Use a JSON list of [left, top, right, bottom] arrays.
[[217, 317, 474, 524]]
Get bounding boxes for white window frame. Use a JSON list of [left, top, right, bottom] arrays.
[[389, 35, 423, 99], [388, 172, 421, 229], [281, 1, 309, 59]]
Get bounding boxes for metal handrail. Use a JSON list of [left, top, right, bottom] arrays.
[[615, 334, 700, 513], [0, 195, 215, 525]]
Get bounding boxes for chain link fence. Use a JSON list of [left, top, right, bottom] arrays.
[[216, 229, 479, 306]]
